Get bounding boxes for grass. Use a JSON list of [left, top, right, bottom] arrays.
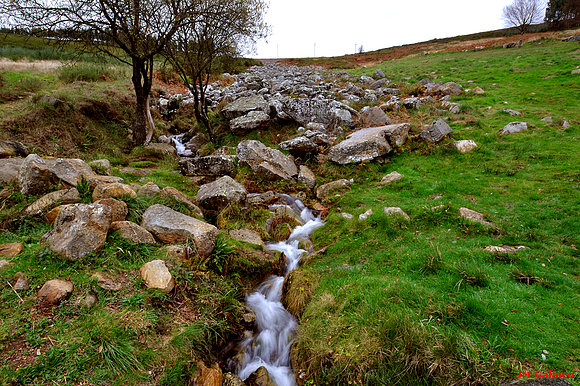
[[291, 39, 580, 385]]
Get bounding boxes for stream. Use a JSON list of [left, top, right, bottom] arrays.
[[235, 198, 324, 385]]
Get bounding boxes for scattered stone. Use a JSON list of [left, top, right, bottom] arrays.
[[221, 95, 269, 120], [74, 291, 98, 308], [246, 191, 280, 207], [450, 140, 478, 153], [375, 69, 386, 79], [119, 167, 153, 176], [278, 130, 332, 155], [501, 122, 528, 135], [160, 244, 194, 260], [230, 110, 271, 135], [503, 109, 521, 116], [403, 97, 422, 110], [139, 260, 175, 293], [459, 207, 494, 226], [52, 158, 97, 186], [370, 78, 390, 90], [359, 106, 391, 127], [541, 116, 553, 123], [194, 361, 223, 386], [223, 372, 245, 386], [383, 207, 411, 221], [316, 179, 352, 202], [36, 279, 73, 305], [438, 82, 463, 96], [22, 188, 80, 217], [473, 87, 485, 94], [43, 203, 112, 260], [0, 260, 10, 270], [341, 213, 353, 220], [94, 198, 128, 222], [0, 158, 24, 187], [92, 271, 122, 291], [484, 245, 529, 254], [196, 176, 247, 211], [92, 182, 137, 201], [13, 272, 30, 290], [420, 119, 452, 143], [179, 155, 236, 177], [298, 165, 316, 188], [111, 221, 156, 244], [572, 69, 580, 75], [237, 140, 298, 181], [88, 159, 112, 176], [380, 171, 403, 185], [145, 143, 178, 158], [159, 187, 204, 218], [230, 229, 264, 248], [359, 209, 373, 221], [562, 35, 580, 42], [0, 243, 24, 258], [562, 119, 571, 129], [86, 175, 125, 189], [136, 182, 161, 197], [0, 140, 27, 158], [141, 204, 218, 258]]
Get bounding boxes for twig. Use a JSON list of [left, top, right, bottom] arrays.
[[7, 281, 24, 303]]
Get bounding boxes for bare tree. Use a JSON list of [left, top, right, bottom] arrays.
[[2, 0, 205, 145], [503, 0, 545, 45], [164, 0, 267, 143]]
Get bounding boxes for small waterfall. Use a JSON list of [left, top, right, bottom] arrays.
[[170, 133, 193, 157], [236, 198, 324, 386]]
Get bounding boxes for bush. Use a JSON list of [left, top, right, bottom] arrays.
[[58, 62, 120, 83]]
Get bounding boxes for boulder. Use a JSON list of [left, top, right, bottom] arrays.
[[36, 279, 73, 305], [383, 207, 411, 221], [278, 130, 332, 155], [246, 366, 275, 386], [139, 260, 175, 293], [420, 119, 452, 143], [144, 143, 178, 158], [503, 109, 521, 116], [280, 97, 356, 129], [230, 111, 270, 135], [459, 207, 494, 227], [359, 106, 391, 128], [369, 78, 390, 90], [88, 159, 112, 176], [22, 188, 80, 217], [230, 229, 265, 248], [223, 372, 245, 386], [237, 140, 298, 181], [380, 171, 403, 185], [86, 175, 124, 189], [0, 158, 24, 187], [501, 122, 528, 135], [52, 158, 96, 186], [383, 123, 410, 148], [179, 155, 236, 177], [316, 179, 352, 202], [196, 176, 247, 211], [18, 154, 57, 195], [246, 191, 280, 207], [438, 82, 463, 96], [94, 198, 128, 222], [45, 206, 63, 223], [403, 97, 423, 110], [298, 165, 316, 188], [136, 182, 161, 197], [375, 69, 386, 79], [0, 260, 10, 270], [141, 204, 218, 258], [328, 125, 396, 164], [0, 140, 27, 158], [159, 187, 204, 218], [450, 140, 478, 153], [194, 361, 223, 386], [44, 203, 112, 260], [184, 134, 207, 155], [221, 95, 269, 120], [0, 243, 24, 258], [92, 182, 137, 201], [111, 221, 156, 244], [13, 271, 29, 290]]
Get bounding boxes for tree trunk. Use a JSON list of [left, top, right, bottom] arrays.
[[145, 95, 155, 144], [131, 58, 154, 145]]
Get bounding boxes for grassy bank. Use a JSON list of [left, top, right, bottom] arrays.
[[292, 39, 579, 385]]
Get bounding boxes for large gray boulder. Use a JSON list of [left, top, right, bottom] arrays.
[[420, 119, 452, 143], [501, 122, 528, 135], [18, 154, 57, 195], [44, 203, 112, 260], [221, 95, 269, 120], [278, 130, 332, 155], [0, 140, 27, 158], [52, 158, 96, 186], [280, 97, 356, 130], [23, 188, 80, 217], [196, 176, 247, 211], [111, 221, 156, 244], [229, 111, 270, 135], [359, 106, 391, 128], [179, 155, 236, 177], [237, 140, 298, 181], [0, 158, 24, 187], [141, 204, 218, 258], [328, 125, 405, 164]]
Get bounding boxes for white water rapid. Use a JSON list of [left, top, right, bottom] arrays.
[[170, 133, 193, 157], [236, 198, 324, 386]]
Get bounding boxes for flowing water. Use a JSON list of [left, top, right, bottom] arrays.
[[236, 198, 324, 386], [170, 133, 193, 157]]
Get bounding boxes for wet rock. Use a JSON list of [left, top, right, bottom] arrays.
[[139, 260, 174, 293], [92, 183, 137, 201], [501, 122, 528, 135], [383, 206, 411, 221], [247, 366, 275, 386], [359, 106, 391, 127], [22, 188, 80, 217], [459, 207, 494, 226], [230, 229, 265, 248], [298, 165, 316, 188], [179, 155, 236, 177], [196, 176, 247, 211], [0, 158, 24, 187], [450, 140, 478, 153], [380, 171, 403, 185], [36, 279, 73, 305], [111, 221, 156, 244], [237, 140, 298, 181], [316, 179, 352, 202], [0, 243, 24, 258], [88, 159, 112, 176], [420, 119, 452, 143], [247, 191, 280, 207], [230, 110, 271, 135], [328, 125, 397, 164], [141, 204, 218, 258], [92, 271, 122, 291], [0, 140, 27, 158], [194, 361, 223, 386], [44, 203, 112, 260], [94, 198, 128, 222]]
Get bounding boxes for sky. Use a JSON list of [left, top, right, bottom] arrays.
[[252, 0, 538, 58]]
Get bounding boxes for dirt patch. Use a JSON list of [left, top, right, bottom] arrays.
[[0, 59, 62, 73]]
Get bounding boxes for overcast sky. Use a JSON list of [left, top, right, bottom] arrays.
[[252, 0, 542, 58]]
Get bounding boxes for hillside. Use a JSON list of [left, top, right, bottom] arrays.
[[0, 29, 579, 385]]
